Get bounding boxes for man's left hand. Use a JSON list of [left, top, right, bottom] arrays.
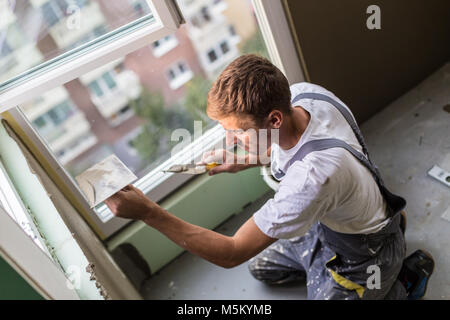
[[104, 185, 160, 222]]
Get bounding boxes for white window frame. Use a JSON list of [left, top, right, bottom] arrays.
[[0, 0, 184, 112], [3, 0, 305, 238]]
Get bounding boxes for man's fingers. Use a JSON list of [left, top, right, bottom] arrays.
[[202, 152, 217, 164], [208, 165, 228, 176], [104, 188, 127, 209], [121, 185, 133, 192], [202, 149, 228, 164]]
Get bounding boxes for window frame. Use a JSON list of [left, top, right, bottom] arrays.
[[2, 0, 305, 239], [0, 160, 50, 255]]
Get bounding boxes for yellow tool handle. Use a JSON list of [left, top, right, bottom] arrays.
[[205, 162, 219, 170]]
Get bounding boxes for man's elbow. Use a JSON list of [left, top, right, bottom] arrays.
[[219, 257, 246, 269]]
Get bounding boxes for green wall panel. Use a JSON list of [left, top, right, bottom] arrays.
[[0, 255, 44, 300]]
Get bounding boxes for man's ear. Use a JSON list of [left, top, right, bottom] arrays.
[[267, 110, 283, 129]]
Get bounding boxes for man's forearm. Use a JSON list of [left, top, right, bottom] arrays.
[[143, 207, 239, 268]]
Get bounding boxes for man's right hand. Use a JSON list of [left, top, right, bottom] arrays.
[[201, 149, 250, 176]]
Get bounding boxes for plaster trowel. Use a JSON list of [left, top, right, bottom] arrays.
[[75, 154, 137, 208]]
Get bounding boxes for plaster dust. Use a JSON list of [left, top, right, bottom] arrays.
[[86, 263, 110, 299], [75, 155, 137, 208]]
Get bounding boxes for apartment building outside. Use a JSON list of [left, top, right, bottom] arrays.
[[179, 0, 241, 80]]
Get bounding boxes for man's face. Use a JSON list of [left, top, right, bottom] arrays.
[[218, 115, 272, 155]]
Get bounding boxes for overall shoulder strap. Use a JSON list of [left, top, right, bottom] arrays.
[[280, 92, 406, 215], [292, 92, 370, 156], [291, 92, 382, 177], [287, 138, 382, 185]]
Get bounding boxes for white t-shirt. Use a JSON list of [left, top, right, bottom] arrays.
[[253, 82, 389, 239]]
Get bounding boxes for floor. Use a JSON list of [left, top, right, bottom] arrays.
[[142, 62, 450, 300]]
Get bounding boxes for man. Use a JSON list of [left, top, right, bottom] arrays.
[[105, 54, 434, 300]]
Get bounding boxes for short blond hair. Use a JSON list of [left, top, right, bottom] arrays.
[[207, 54, 292, 126]]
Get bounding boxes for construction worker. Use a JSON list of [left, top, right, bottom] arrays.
[[105, 54, 434, 300]]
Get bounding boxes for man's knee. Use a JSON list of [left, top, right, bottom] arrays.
[[248, 257, 305, 284], [248, 256, 271, 281]]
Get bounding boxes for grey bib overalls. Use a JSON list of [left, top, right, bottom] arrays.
[[248, 93, 407, 300]]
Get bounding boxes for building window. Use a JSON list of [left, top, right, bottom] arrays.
[[47, 101, 75, 125], [220, 41, 230, 54], [88, 81, 104, 97], [0, 41, 12, 56], [88, 71, 118, 97], [151, 35, 179, 58], [41, 2, 63, 27], [229, 24, 236, 36], [166, 61, 193, 90], [101, 72, 117, 90], [201, 7, 211, 22], [207, 49, 218, 63]]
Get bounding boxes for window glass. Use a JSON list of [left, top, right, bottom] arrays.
[[101, 72, 117, 89], [88, 80, 104, 97], [207, 49, 218, 63], [18, 0, 269, 202], [220, 41, 230, 54], [0, 0, 152, 87]]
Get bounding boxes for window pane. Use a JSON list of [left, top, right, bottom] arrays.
[[220, 41, 230, 54], [18, 0, 269, 213], [88, 80, 104, 96], [207, 50, 218, 63], [0, 0, 152, 88], [101, 72, 117, 89]]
